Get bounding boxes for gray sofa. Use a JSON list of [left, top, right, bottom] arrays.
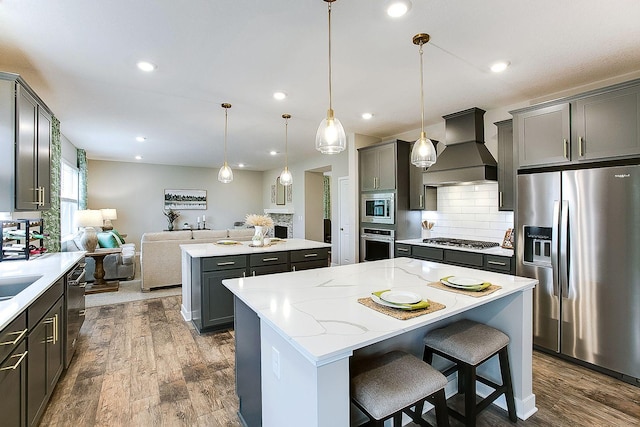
[[65, 237, 136, 282]]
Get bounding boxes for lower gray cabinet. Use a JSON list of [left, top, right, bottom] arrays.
[[395, 243, 515, 274], [202, 269, 246, 331], [290, 248, 329, 271], [0, 312, 28, 427]]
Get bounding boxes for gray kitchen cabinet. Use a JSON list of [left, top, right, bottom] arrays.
[[290, 248, 329, 271], [484, 255, 514, 274], [395, 243, 412, 258], [495, 119, 514, 211], [359, 142, 396, 191], [516, 102, 571, 168], [409, 140, 438, 210], [0, 73, 53, 212], [573, 84, 640, 161], [27, 278, 64, 427], [249, 252, 289, 276], [0, 312, 27, 427]]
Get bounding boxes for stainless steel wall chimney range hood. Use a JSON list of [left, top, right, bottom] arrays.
[[423, 107, 497, 186]]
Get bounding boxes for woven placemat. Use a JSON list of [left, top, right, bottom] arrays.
[[427, 281, 501, 297], [357, 297, 446, 320], [215, 242, 243, 246]]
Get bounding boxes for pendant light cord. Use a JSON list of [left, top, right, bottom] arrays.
[[224, 106, 228, 163], [419, 42, 425, 134], [285, 116, 289, 166], [327, 1, 333, 111]]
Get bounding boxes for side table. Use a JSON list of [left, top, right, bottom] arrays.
[[84, 248, 121, 294]]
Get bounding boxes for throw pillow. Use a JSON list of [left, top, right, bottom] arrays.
[[111, 229, 126, 244], [97, 232, 120, 248]]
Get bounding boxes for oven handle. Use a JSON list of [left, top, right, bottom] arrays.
[[68, 270, 86, 286]]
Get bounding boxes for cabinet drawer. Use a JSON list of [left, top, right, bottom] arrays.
[[412, 246, 444, 261], [290, 248, 329, 263], [202, 255, 247, 272], [249, 252, 289, 267], [291, 259, 328, 271], [395, 244, 412, 257], [28, 278, 63, 330], [484, 255, 513, 273], [444, 250, 483, 267], [0, 311, 27, 364], [249, 264, 290, 277]]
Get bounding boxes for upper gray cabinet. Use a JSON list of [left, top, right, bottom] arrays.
[[0, 73, 53, 211], [495, 120, 514, 211], [513, 79, 640, 169], [573, 85, 640, 161], [359, 142, 396, 191]]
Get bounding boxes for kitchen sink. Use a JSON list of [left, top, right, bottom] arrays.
[[0, 275, 43, 301]]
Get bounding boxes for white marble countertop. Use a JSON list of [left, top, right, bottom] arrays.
[[396, 238, 514, 257], [0, 251, 85, 329], [181, 238, 331, 258], [223, 257, 536, 366]]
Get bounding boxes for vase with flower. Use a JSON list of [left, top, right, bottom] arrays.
[[163, 209, 180, 231], [244, 214, 274, 247]]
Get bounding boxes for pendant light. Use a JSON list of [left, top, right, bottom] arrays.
[[315, 0, 346, 155], [218, 103, 234, 183], [410, 33, 437, 167], [279, 114, 293, 186]]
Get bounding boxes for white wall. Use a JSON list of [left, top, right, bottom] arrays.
[[87, 160, 264, 247]]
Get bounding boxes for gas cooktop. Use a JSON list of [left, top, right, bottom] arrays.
[[422, 237, 499, 250]]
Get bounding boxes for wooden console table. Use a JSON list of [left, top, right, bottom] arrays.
[[84, 248, 121, 294]]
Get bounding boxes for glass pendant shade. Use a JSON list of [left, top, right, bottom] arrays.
[[218, 161, 233, 183], [279, 167, 293, 186], [316, 110, 346, 154], [411, 132, 437, 167]]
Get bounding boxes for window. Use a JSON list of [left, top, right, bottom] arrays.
[[60, 160, 79, 239]]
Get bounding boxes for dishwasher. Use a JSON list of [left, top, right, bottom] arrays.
[[65, 261, 86, 368]]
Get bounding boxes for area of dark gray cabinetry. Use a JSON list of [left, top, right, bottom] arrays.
[[359, 142, 396, 191], [444, 250, 483, 268], [516, 102, 571, 168], [27, 278, 64, 427], [0, 312, 27, 426], [409, 140, 438, 211], [395, 243, 412, 258], [411, 245, 444, 262], [290, 248, 329, 271], [495, 119, 514, 211], [573, 84, 640, 161], [395, 243, 515, 274], [0, 80, 14, 212], [234, 297, 262, 427], [484, 255, 514, 274], [249, 252, 289, 276], [15, 82, 52, 211]]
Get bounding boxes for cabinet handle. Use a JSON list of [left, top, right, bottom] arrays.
[[303, 253, 318, 258], [419, 194, 424, 209], [252, 271, 256, 277], [578, 136, 584, 156], [0, 351, 28, 371], [563, 139, 569, 159], [397, 247, 409, 252], [40, 187, 45, 206], [217, 261, 235, 266], [499, 191, 503, 208], [79, 282, 87, 288], [31, 188, 40, 205], [262, 257, 279, 262], [0, 328, 28, 346], [488, 260, 507, 266], [292, 266, 296, 272], [79, 309, 86, 317]]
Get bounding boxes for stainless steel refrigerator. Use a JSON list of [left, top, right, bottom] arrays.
[[517, 163, 640, 384]]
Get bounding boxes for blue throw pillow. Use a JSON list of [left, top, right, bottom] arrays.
[[97, 232, 120, 248]]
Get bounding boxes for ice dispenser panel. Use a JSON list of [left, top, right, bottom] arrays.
[[523, 226, 552, 266]]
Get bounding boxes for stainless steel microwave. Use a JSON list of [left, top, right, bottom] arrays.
[[361, 193, 394, 224]]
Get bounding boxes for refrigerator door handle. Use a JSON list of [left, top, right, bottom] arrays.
[[559, 200, 569, 297], [551, 200, 560, 297]]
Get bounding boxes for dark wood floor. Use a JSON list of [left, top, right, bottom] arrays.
[[41, 295, 640, 426]]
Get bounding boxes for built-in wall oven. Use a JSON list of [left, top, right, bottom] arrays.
[[360, 228, 395, 262], [361, 193, 394, 224], [65, 261, 86, 368]]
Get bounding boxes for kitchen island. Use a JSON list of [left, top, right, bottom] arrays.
[[223, 257, 537, 427]]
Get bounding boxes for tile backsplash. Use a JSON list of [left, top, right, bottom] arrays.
[[421, 183, 514, 243]]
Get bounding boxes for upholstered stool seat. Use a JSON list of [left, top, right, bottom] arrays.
[[423, 320, 517, 427], [351, 350, 449, 426]]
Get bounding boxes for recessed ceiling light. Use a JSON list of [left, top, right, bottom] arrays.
[[362, 112, 374, 120], [386, 0, 411, 17], [273, 91, 287, 100], [135, 155, 143, 160], [137, 61, 157, 72], [135, 136, 146, 142], [490, 61, 510, 73], [269, 150, 278, 156], [238, 163, 245, 168]]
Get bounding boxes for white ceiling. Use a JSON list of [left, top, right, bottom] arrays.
[[1, 0, 640, 171]]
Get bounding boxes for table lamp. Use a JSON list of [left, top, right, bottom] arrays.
[[100, 208, 117, 231], [74, 209, 103, 253]]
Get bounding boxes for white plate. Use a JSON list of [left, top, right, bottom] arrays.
[[445, 276, 484, 287], [217, 239, 239, 245], [441, 279, 490, 291], [379, 290, 421, 304], [371, 294, 414, 310]]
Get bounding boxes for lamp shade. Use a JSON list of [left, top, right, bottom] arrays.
[[74, 209, 103, 228], [100, 209, 117, 220]]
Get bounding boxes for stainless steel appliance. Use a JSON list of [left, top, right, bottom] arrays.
[[361, 228, 395, 261], [517, 164, 639, 384], [422, 237, 499, 250], [361, 193, 394, 224], [65, 261, 86, 368]]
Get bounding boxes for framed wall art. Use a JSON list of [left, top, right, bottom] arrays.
[[164, 189, 207, 210]]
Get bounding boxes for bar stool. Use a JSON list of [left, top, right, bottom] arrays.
[[423, 319, 517, 427], [351, 350, 450, 426]]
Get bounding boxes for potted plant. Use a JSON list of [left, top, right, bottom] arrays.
[[163, 209, 180, 231]]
